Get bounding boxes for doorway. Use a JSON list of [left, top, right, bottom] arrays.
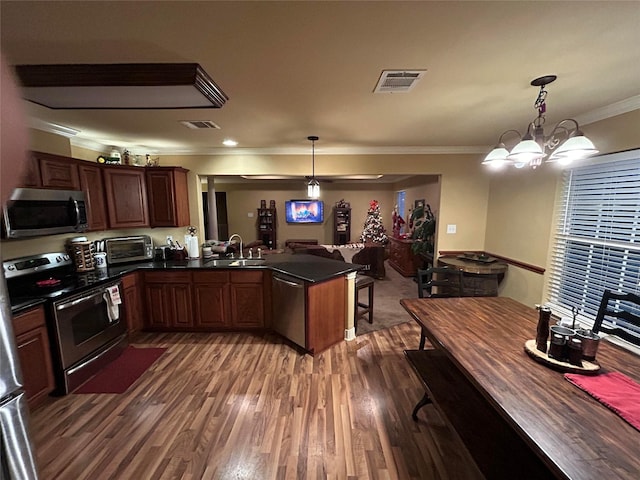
[[202, 191, 228, 240]]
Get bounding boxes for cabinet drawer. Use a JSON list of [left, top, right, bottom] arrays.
[[144, 271, 192, 283], [193, 271, 230, 284], [230, 271, 263, 284], [12, 305, 46, 336]]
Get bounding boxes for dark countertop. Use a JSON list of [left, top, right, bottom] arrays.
[[10, 253, 360, 314], [108, 253, 360, 283]]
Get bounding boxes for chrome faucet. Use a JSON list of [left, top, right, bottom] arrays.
[[228, 233, 244, 259]]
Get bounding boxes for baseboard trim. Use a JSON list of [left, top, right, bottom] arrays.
[[345, 327, 356, 341]]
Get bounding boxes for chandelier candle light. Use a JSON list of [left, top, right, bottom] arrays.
[[307, 135, 320, 199], [482, 75, 598, 169]]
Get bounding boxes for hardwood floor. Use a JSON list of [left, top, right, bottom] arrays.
[[29, 322, 483, 479]]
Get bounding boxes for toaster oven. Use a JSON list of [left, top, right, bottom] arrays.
[[104, 235, 154, 264]]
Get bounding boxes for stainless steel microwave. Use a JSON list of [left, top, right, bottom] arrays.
[[2, 188, 88, 239], [104, 235, 154, 264]]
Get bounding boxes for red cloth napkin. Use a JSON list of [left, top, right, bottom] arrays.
[[565, 372, 640, 432]]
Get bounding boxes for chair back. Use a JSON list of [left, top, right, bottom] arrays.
[[592, 290, 640, 346], [417, 266, 463, 298]]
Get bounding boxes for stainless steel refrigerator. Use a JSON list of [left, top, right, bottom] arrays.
[[0, 271, 38, 479]]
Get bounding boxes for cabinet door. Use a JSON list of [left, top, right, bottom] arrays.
[[12, 306, 54, 408], [168, 284, 193, 328], [122, 273, 142, 335], [145, 283, 168, 328], [230, 271, 264, 328], [37, 153, 80, 190], [146, 167, 190, 227], [78, 162, 108, 231], [103, 166, 149, 228], [194, 283, 230, 327], [20, 154, 42, 187], [15, 327, 55, 407]]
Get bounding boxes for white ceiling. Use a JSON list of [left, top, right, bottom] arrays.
[[1, 1, 639, 157]]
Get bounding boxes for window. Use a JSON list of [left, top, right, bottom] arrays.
[[547, 150, 640, 340], [396, 190, 406, 234]]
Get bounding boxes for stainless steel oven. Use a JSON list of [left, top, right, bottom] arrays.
[[50, 280, 127, 394]]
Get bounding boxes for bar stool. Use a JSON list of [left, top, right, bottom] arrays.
[[355, 275, 374, 332]]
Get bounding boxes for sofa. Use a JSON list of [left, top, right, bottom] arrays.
[[288, 242, 387, 279]]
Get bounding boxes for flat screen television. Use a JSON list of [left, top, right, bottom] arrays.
[[285, 200, 324, 224]]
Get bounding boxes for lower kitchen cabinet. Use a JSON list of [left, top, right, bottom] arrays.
[[12, 305, 55, 409], [143, 271, 193, 329], [230, 271, 264, 328], [144, 270, 267, 331], [193, 271, 230, 328], [122, 273, 143, 337]]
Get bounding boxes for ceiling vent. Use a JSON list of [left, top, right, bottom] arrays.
[[180, 120, 221, 129], [374, 70, 426, 93]]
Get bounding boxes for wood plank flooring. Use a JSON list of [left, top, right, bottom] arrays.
[[29, 322, 484, 480]]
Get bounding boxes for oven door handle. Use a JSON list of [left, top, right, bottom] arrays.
[[56, 289, 104, 311]]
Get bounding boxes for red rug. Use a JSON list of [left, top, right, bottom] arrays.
[[74, 346, 166, 394]]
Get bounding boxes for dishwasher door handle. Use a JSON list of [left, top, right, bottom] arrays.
[[273, 276, 304, 288]]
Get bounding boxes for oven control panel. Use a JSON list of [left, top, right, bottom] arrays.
[[3, 252, 72, 279]]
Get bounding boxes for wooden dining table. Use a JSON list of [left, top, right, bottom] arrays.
[[400, 296, 640, 480]]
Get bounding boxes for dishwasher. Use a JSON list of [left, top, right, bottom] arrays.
[[272, 272, 306, 349]]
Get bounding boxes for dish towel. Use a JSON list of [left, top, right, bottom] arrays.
[[103, 285, 122, 323], [565, 372, 640, 432]]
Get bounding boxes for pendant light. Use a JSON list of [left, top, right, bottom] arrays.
[[307, 135, 320, 199], [482, 75, 598, 169]]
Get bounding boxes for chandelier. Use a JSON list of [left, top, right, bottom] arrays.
[[482, 75, 598, 169], [307, 135, 320, 198]]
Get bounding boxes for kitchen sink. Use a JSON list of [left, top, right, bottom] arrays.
[[205, 258, 267, 267]]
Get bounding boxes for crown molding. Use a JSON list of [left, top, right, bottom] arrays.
[[575, 94, 640, 126], [34, 95, 639, 155]]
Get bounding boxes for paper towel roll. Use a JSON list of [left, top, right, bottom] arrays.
[[185, 235, 199, 258]]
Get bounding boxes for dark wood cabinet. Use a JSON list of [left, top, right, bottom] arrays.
[[103, 166, 149, 228], [229, 271, 264, 328], [122, 273, 143, 337], [388, 237, 422, 277], [143, 271, 193, 329], [333, 207, 351, 245], [257, 208, 277, 249], [144, 270, 266, 331], [193, 271, 230, 328], [36, 152, 80, 190], [146, 167, 190, 227], [306, 276, 345, 354], [21, 154, 42, 187], [78, 162, 108, 231], [12, 305, 55, 409]]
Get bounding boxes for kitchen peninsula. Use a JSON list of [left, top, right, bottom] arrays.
[[12, 253, 360, 356]]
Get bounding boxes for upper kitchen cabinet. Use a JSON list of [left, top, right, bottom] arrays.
[[103, 166, 149, 228], [145, 167, 190, 227], [78, 163, 108, 231], [25, 152, 80, 190]]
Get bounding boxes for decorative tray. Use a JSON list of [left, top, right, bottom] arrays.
[[456, 254, 497, 263], [524, 339, 600, 375]]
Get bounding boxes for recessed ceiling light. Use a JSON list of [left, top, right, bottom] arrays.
[[222, 139, 238, 147]]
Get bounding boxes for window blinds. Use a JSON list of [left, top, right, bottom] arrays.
[[547, 152, 640, 326]]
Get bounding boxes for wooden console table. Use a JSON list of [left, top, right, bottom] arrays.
[[388, 237, 425, 276], [400, 296, 640, 480], [437, 255, 507, 296]]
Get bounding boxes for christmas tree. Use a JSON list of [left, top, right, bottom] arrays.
[[359, 199, 388, 244]]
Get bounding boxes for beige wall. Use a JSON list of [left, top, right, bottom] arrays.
[[484, 109, 640, 307], [4, 110, 637, 309]]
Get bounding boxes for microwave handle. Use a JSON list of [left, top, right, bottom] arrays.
[[71, 197, 81, 229]]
